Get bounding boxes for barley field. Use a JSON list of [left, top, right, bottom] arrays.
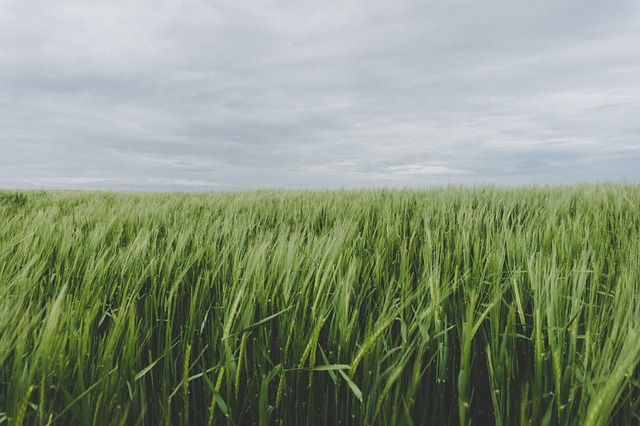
[[0, 185, 639, 425]]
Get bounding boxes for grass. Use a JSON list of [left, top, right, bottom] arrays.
[[0, 184, 639, 425]]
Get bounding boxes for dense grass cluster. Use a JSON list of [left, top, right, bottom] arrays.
[[1, 185, 639, 425]]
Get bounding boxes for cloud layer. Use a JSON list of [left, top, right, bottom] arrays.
[[2, 1, 639, 190]]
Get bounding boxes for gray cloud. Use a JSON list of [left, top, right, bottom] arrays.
[[1, 1, 639, 190]]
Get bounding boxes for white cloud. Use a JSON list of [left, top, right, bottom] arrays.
[[29, 177, 113, 186], [146, 178, 229, 188], [388, 165, 463, 176], [1, 1, 639, 189]]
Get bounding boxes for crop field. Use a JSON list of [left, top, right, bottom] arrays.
[[0, 185, 639, 425]]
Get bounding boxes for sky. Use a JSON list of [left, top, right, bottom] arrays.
[[1, 1, 639, 191]]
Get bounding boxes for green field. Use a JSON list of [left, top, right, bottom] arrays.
[[1, 185, 639, 425]]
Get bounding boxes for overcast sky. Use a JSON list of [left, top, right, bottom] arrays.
[[1, 1, 639, 190]]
